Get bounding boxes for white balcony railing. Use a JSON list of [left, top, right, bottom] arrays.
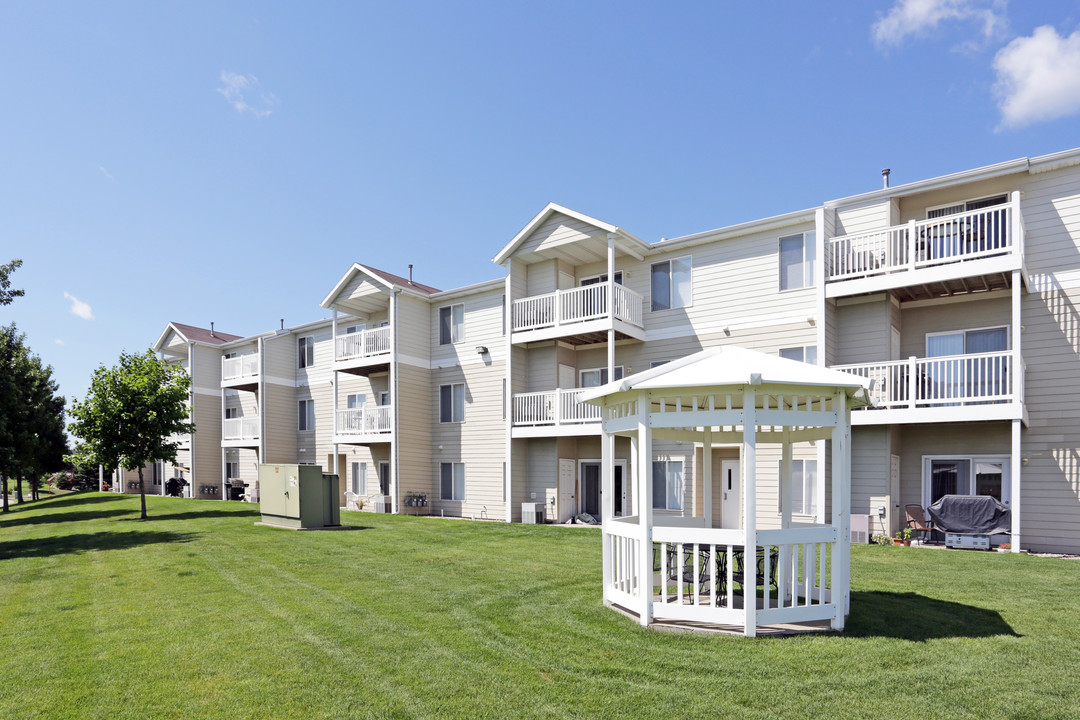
[[223, 417, 260, 441], [512, 388, 601, 426], [335, 405, 393, 436], [826, 200, 1020, 283], [222, 354, 260, 382], [512, 283, 644, 333], [335, 326, 392, 363], [832, 350, 1022, 409]]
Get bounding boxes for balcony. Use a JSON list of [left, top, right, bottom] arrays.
[[222, 418, 260, 445], [511, 283, 645, 345], [825, 197, 1023, 300], [334, 404, 393, 444], [334, 326, 391, 375], [832, 350, 1025, 424], [221, 354, 260, 390], [511, 388, 602, 437]]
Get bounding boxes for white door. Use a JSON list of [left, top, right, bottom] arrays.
[[558, 458, 575, 522], [721, 460, 741, 528]]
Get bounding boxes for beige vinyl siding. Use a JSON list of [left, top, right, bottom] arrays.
[[190, 345, 224, 492], [824, 300, 839, 366], [510, 438, 529, 521], [898, 422, 1010, 506], [896, 175, 1019, 224], [261, 334, 297, 465], [524, 343, 557, 391], [525, 259, 557, 296], [835, 296, 892, 365], [834, 199, 892, 236], [341, 273, 390, 305], [524, 438, 557, 516], [429, 287, 504, 367], [900, 296, 1011, 358], [395, 362, 432, 503], [849, 426, 893, 529], [397, 294, 430, 362], [517, 212, 601, 257]]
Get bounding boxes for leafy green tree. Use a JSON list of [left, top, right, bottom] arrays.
[[0, 324, 67, 511], [0, 258, 23, 306], [67, 350, 193, 519]]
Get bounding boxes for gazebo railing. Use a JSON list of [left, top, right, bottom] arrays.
[[605, 522, 839, 628]]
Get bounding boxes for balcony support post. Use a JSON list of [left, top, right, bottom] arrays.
[[907, 220, 918, 270], [907, 356, 917, 409]]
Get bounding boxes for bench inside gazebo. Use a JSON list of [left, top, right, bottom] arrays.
[[580, 346, 872, 637]]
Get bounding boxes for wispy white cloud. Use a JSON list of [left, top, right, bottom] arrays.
[[63, 292, 94, 321], [994, 25, 1080, 129], [216, 71, 278, 119], [873, 0, 1007, 49], [98, 166, 114, 180], [54, 339, 64, 345]]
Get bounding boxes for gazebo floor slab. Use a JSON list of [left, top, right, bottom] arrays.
[[609, 601, 835, 637]]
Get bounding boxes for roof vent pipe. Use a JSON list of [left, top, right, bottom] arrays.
[[280, 318, 284, 330], [210, 322, 215, 338], [408, 264, 413, 284], [882, 168, 891, 189]]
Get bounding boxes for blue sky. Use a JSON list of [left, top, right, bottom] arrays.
[[2, 1, 1079, 403]]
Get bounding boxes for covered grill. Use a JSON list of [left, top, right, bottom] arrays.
[[927, 494, 1010, 550]]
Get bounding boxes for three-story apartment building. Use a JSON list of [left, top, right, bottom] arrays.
[[126, 148, 1080, 554]]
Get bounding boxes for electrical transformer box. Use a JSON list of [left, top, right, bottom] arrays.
[[258, 464, 340, 529]]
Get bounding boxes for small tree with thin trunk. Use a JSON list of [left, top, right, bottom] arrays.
[[67, 350, 194, 520]]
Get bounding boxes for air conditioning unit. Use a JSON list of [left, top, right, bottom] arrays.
[[373, 496, 390, 514], [850, 514, 871, 544], [521, 502, 545, 525]]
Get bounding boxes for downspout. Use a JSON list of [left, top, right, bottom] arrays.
[[258, 336, 266, 469], [504, 264, 513, 522], [188, 341, 195, 498], [391, 288, 401, 514]]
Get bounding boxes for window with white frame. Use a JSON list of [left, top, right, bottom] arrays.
[[651, 460, 684, 511], [926, 326, 1008, 357], [651, 256, 692, 311], [440, 462, 465, 501], [923, 455, 1008, 506], [351, 461, 366, 496], [439, 304, 464, 345], [378, 391, 390, 406], [579, 366, 624, 388], [226, 461, 240, 480], [777, 459, 818, 515], [579, 271, 623, 286], [927, 194, 1007, 219], [224, 407, 239, 419], [439, 383, 465, 423], [298, 336, 315, 368], [346, 393, 366, 409], [345, 324, 365, 335], [298, 399, 315, 431], [378, 462, 390, 496], [152, 462, 162, 485], [779, 232, 816, 291], [779, 345, 818, 364]]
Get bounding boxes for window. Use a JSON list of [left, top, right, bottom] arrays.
[[351, 462, 366, 496], [651, 360, 670, 369], [298, 399, 315, 431], [778, 459, 818, 515], [440, 383, 465, 423], [927, 194, 1007, 219], [926, 327, 1008, 356], [579, 271, 623, 286], [439, 304, 464, 345], [580, 366, 624, 388], [651, 256, 692, 311], [779, 232, 816, 291], [223, 352, 237, 359], [226, 462, 240, 480], [926, 327, 1009, 400], [224, 407, 239, 419], [298, 336, 315, 368], [440, 462, 465, 501], [345, 324, 365, 334], [651, 460, 684, 510], [346, 393, 366, 409], [923, 456, 1009, 506], [779, 346, 818, 364], [152, 462, 162, 485], [378, 391, 390, 406]]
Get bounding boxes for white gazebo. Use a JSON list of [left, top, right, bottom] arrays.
[[581, 346, 872, 636]]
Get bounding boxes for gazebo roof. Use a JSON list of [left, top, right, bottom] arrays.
[[580, 345, 873, 407]]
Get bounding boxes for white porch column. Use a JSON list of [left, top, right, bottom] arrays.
[[221, 449, 227, 502], [606, 233, 616, 381], [636, 398, 653, 627], [830, 391, 851, 629], [629, 433, 638, 517], [98, 465, 103, 492], [779, 430, 792, 605], [702, 426, 713, 528], [601, 425, 614, 606], [742, 389, 757, 637], [1011, 419, 1022, 552]]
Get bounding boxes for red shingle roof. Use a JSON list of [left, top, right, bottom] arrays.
[[170, 322, 244, 346]]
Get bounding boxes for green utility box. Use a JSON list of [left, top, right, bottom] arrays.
[[258, 464, 341, 529]]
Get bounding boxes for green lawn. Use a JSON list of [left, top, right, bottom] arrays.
[[1, 493, 1078, 720]]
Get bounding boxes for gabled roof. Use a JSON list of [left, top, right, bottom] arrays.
[[492, 202, 651, 265], [581, 346, 872, 406], [153, 321, 242, 352], [320, 263, 441, 309]]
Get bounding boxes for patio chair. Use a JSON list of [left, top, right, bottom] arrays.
[[905, 504, 935, 544], [732, 546, 779, 593], [656, 542, 712, 603]]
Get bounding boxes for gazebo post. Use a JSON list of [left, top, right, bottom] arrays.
[[702, 426, 713, 527], [830, 390, 851, 630], [780, 430, 792, 605], [742, 389, 757, 638], [637, 402, 653, 627], [601, 426, 614, 607]]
